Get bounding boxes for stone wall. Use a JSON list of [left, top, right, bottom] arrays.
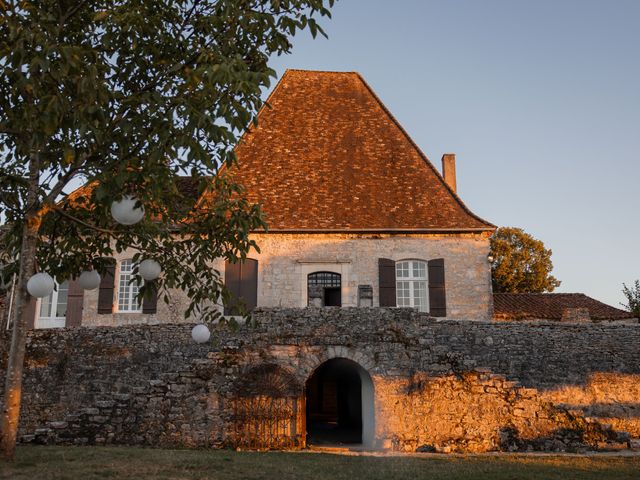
[[2, 308, 639, 452], [77, 232, 493, 327]]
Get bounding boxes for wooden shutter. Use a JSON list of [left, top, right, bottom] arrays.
[[66, 278, 84, 327], [225, 260, 242, 315], [428, 258, 447, 317], [224, 259, 258, 315], [378, 258, 396, 307], [241, 259, 258, 312], [97, 259, 116, 314], [142, 282, 158, 314], [25, 294, 37, 330]]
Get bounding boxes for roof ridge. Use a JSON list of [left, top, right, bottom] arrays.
[[494, 292, 586, 295], [284, 68, 359, 75]]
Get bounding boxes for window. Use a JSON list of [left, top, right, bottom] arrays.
[[117, 259, 142, 312], [396, 260, 428, 312], [308, 272, 341, 307], [38, 280, 68, 328]]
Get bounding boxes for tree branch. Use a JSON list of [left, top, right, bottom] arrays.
[[51, 205, 117, 236], [61, 0, 89, 24]]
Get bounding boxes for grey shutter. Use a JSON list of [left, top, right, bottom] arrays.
[[142, 282, 158, 314], [378, 258, 396, 307], [224, 259, 258, 315], [97, 260, 116, 314], [428, 258, 447, 317], [66, 278, 84, 327]]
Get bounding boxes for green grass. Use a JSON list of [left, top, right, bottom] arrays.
[[1, 446, 639, 480]]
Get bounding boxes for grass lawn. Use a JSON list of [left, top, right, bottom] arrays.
[[1, 446, 639, 480]]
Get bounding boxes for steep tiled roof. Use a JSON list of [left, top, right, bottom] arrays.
[[493, 293, 636, 321], [211, 69, 495, 232], [64, 176, 208, 211], [172, 176, 211, 210]]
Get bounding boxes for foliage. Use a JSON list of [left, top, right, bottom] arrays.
[[621, 280, 640, 318], [490, 227, 561, 294], [0, 0, 335, 322]]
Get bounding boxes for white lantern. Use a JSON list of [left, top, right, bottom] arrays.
[[27, 272, 55, 298], [78, 270, 101, 290], [110, 196, 145, 225], [139, 259, 162, 281], [191, 324, 211, 344]]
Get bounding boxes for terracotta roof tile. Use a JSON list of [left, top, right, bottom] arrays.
[[64, 176, 208, 210], [210, 69, 495, 232], [493, 293, 636, 321]]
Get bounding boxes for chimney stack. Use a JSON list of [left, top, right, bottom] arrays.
[[442, 153, 457, 193]]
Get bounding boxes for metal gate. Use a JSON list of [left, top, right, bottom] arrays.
[[227, 364, 305, 450], [230, 395, 305, 449]]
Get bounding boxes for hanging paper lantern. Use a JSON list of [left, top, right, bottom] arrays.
[[191, 324, 211, 344], [110, 196, 145, 225], [78, 270, 101, 290], [139, 259, 162, 281], [27, 272, 55, 298]]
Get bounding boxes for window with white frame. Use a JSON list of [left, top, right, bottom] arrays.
[[38, 280, 69, 328], [396, 260, 428, 312], [117, 259, 142, 312]]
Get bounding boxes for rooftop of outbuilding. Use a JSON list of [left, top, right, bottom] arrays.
[[493, 292, 636, 321]]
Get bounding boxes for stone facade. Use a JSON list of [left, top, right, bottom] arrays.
[[2, 308, 639, 453], [78, 248, 193, 327], [76, 232, 493, 327]]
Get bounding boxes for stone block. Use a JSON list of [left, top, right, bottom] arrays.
[[48, 421, 68, 429]]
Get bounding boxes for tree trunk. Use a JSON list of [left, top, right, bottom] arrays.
[[0, 154, 41, 461]]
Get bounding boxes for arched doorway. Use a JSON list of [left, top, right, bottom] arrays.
[[305, 358, 374, 448], [307, 271, 341, 307]]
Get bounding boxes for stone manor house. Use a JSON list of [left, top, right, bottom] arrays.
[[2, 70, 638, 453], [22, 69, 499, 329], [7, 69, 631, 329]]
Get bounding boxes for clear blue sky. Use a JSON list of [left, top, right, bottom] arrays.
[[267, 0, 640, 308]]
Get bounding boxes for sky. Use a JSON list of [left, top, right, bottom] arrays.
[[266, 0, 640, 308]]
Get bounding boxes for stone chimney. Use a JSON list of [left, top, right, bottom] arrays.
[[441, 154, 457, 193]]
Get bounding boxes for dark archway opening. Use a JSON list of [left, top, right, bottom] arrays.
[[305, 358, 363, 445]]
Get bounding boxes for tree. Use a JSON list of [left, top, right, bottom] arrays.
[[0, 0, 334, 460], [489, 227, 561, 293], [621, 280, 640, 318]]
